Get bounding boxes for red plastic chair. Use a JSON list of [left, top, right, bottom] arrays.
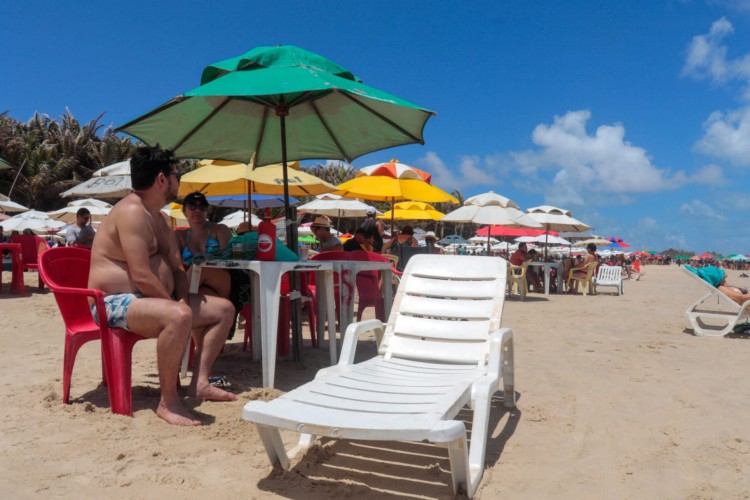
[[38, 247, 148, 416], [308, 251, 351, 319], [242, 272, 317, 356], [9, 234, 49, 290], [347, 250, 392, 322]]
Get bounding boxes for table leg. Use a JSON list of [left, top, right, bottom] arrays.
[[322, 269, 337, 365], [382, 268, 393, 319], [339, 268, 354, 335], [259, 268, 284, 388], [181, 265, 203, 378]]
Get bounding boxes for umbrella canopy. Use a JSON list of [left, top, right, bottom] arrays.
[[93, 159, 131, 177], [67, 198, 113, 209], [220, 210, 262, 229], [476, 226, 556, 238], [441, 191, 541, 252], [178, 160, 338, 198], [1, 210, 66, 233], [572, 237, 612, 247], [378, 201, 444, 221], [441, 192, 541, 227], [525, 205, 592, 232], [358, 160, 432, 182], [468, 235, 499, 245], [206, 194, 296, 209], [516, 234, 572, 245], [60, 175, 132, 198], [438, 234, 470, 245], [117, 46, 434, 166], [607, 237, 631, 248], [0, 194, 30, 213], [48, 204, 111, 223], [0, 157, 12, 170], [297, 193, 376, 218]]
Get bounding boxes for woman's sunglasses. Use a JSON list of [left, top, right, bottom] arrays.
[[186, 203, 208, 211]]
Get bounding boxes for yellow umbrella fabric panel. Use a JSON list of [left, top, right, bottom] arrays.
[[378, 201, 445, 221], [335, 176, 458, 203], [178, 160, 339, 197]]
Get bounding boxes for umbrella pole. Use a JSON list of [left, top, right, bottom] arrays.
[[278, 108, 302, 362], [487, 226, 491, 255], [545, 224, 549, 261]]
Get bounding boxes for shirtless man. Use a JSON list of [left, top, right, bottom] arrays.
[[89, 146, 235, 426]]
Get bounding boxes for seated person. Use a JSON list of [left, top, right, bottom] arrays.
[[510, 242, 543, 292], [65, 208, 96, 248], [686, 265, 750, 306], [343, 226, 375, 252], [310, 216, 342, 252], [566, 243, 598, 294], [89, 146, 236, 426], [424, 231, 444, 254], [382, 225, 417, 254]]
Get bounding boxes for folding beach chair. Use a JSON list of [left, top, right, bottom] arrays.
[[682, 266, 750, 337], [243, 254, 515, 498], [594, 265, 624, 295]]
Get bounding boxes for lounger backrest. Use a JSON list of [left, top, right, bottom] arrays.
[[596, 265, 621, 284], [379, 254, 507, 366], [681, 266, 739, 311]]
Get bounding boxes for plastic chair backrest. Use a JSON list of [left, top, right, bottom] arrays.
[[347, 250, 384, 291], [38, 247, 95, 330], [9, 234, 46, 267]]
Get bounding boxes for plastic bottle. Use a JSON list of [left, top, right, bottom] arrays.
[[257, 208, 276, 261]]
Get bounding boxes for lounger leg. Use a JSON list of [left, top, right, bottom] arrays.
[[446, 436, 470, 497], [501, 333, 515, 408], [255, 424, 291, 470]]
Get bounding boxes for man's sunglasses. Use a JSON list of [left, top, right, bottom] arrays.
[[186, 203, 208, 211]]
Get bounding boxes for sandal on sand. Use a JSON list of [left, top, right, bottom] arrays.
[[209, 375, 231, 389]]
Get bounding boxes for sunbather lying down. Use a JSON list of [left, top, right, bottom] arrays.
[[686, 265, 750, 306]]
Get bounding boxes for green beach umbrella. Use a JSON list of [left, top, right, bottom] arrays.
[[116, 45, 435, 241]]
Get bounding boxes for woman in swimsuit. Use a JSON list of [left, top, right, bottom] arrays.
[[175, 192, 233, 299]]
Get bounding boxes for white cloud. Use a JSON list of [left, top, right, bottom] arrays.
[[507, 110, 685, 206], [694, 106, 750, 165], [683, 17, 750, 99], [687, 163, 728, 185], [679, 199, 726, 221], [715, 191, 750, 211]]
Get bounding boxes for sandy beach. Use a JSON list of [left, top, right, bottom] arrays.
[[1, 264, 749, 499]]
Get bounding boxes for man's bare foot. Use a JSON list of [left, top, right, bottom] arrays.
[[191, 384, 237, 402], [156, 400, 201, 426]]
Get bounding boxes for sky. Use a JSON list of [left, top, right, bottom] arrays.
[[3, 0, 750, 253]]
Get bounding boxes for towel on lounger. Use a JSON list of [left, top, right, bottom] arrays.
[[685, 265, 725, 287]]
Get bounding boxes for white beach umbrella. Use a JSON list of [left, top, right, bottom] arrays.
[[48, 204, 111, 223], [220, 210, 262, 229], [60, 159, 133, 198], [1, 210, 66, 233], [298, 193, 378, 218], [516, 234, 572, 246], [0, 197, 30, 213], [67, 198, 113, 209], [525, 205, 591, 259], [441, 191, 542, 252]]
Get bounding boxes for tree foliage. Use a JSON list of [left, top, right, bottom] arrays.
[[0, 110, 137, 210]]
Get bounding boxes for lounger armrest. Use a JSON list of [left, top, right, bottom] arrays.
[[338, 319, 385, 366]]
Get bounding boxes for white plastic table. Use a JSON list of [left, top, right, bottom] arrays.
[[527, 261, 564, 294], [185, 260, 336, 388], [315, 260, 394, 336]]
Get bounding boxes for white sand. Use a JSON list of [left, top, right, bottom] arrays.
[[0, 265, 749, 499]]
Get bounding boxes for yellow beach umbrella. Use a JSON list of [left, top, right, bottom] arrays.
[[336, 176, 457, 204], [378, 201, 445, 221], [178, 159, 338, 198]]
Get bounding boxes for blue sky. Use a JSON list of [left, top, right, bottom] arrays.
[[3, 1, 750, 253]]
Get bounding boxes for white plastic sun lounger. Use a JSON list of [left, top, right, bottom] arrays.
[[594, 265, 624, 295], [243, 255, 515, 498], [682, 266, 750, 337]]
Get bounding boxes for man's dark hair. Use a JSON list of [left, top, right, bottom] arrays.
[[76, 207, 90, 217], [587, 242, 597, 253], [130, 146, 176, 190]]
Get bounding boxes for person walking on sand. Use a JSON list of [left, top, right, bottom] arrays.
[[88, 146, 236, 427]]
